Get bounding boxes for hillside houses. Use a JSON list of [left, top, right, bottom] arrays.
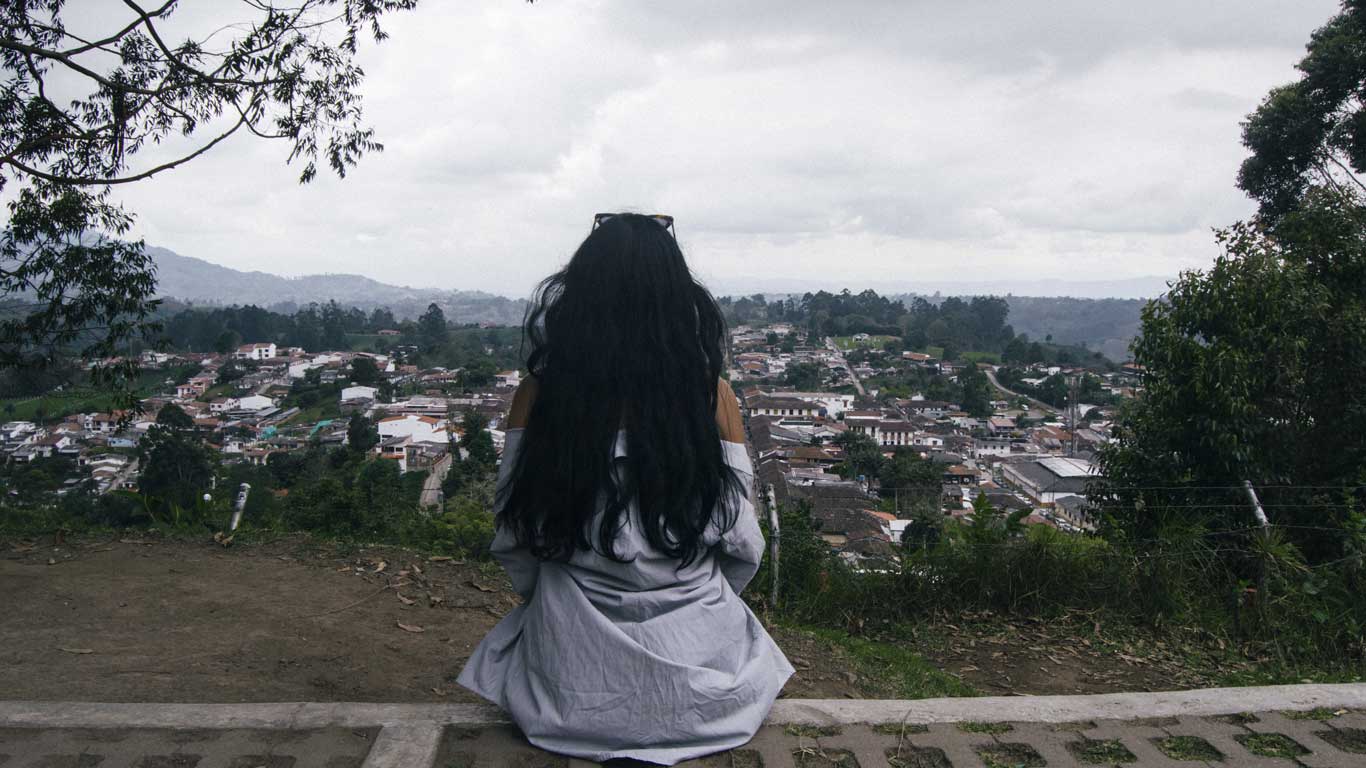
[[730, 325, 1116, 566]]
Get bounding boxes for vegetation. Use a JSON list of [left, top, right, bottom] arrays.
[[1238, 1, 1366, 221], [0, 1, 415, 384]]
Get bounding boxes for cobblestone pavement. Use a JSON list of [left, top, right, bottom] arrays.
[[0, 726, 378, 767], [3, 689, 1366, 768]]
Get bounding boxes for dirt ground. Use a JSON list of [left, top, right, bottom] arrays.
[[1, 532, 1215, 703]]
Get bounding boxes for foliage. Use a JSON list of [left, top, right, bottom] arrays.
[[136, 424, 217, 522], [429, 477, 497, 557], [346, 412, 379, 453], [418, 303, 449, 350], [1099, 189, 1366, 546], [350, 355, 381, 386], [1238, 1, 1366, 221], [958, 364, 993, 418], [0, 0, 416, 380], [155, 403, 192, 429], [833, 430, 883, 481], [783, 361, 825, 391]]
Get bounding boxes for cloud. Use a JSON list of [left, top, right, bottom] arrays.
[[89, 0, 1345, 299]]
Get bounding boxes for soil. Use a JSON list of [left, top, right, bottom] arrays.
[[0, 532, 1216, 703]]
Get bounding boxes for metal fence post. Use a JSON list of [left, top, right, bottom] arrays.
[[767, 483, 780, 608]]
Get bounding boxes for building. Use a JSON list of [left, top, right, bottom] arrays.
[[234, 342, 278, 361], [1000, 456, 1099, 504], [747, 397, 821, 419], [376, 414, 449, 444]]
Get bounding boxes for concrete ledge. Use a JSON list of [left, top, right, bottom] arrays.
[[767, 683, 1366, 725], [2, 683, 1364, 730]]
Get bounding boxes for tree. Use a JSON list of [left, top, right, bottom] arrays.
[[347, 412, 379, 453], [350, 355, 381, 386], [155, 402, 193, 429], [878, 448, 941, 516], [833, 429, 883, 481], [959, 365, 994, 419], [0, 1, 418, 379], [214, 330, 242, 356], [784, 361, 824, 390], [1098, 189, 1366, 549], [1238, 2, 1366, 221], [418, 303, 449, 350], [138, 424, 216, 515]]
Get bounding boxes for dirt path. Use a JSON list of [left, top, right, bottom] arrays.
[[1, 533, 1220, 703]]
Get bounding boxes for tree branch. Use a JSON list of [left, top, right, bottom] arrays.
[[2, 111, 250, 186]]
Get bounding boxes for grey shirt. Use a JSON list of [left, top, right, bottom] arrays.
[[457, 428, 794, 764]]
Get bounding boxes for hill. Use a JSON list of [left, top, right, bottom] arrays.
[[148, 246, 528, 325], [883, 293, 1148, 361]]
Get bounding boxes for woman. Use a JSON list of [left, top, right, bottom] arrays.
[[457, 213, 794, 764]]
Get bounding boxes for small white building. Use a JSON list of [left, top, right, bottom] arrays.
[[233, 395, 275, 412], [341, 385, 378, 402], [377, 414, 449, 444], [234, 342, 278, 361], [495, 370, 521, 388]]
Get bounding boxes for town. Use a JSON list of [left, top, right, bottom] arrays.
[[0, 301, 1138, 571]]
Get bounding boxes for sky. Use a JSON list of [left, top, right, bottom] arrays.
[[93, 0, 1344, 300]]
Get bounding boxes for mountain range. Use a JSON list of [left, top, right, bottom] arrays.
[[148, 246, 528, 325], [149, 246, 1147, 359]]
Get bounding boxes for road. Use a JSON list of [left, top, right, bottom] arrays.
[[983, 367, 1056, 415], [419, 453, 453, 509], [823, 337, 867, 397]]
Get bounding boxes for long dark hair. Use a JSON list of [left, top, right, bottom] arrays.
[[497, 213, 745, 566]]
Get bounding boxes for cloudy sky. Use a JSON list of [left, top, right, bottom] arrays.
[[102, 0, 1341, 299]]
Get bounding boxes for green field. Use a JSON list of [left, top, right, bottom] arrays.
[[345, 333, 383, 351], [833, 334, 901, 351], [0, 366, 197, 423], [959, 351, 1002, 364]]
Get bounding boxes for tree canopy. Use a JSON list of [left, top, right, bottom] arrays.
[[1238, 1, 1366, 221], [0, 1, 417, 378]]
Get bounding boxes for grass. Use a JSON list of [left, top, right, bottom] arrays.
[[976, 743, 1044, 768], [283, 401, 339, 426], [1152, 736, 1223, 761], [784, 724, 843, 738], [1282, 707, 1342, 720], [1067, 739, 1136, 764], [345, 333, 382, 351], [872, 722, 929, 735], [959, 351, 1003, 365], [1315, 728, 1366, 754], [795, 625, 978, 700], [0, 365, 196, 423], [958, 722, 1012, 734], [1235, 733, 1308, 759], [792, 748, 857, 768], [885, 746, 951, 768]]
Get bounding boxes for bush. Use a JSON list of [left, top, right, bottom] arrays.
[[746, 499, 1366, 666]]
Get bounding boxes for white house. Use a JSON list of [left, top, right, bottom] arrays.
[[233, 395, 275, 412], [785, 391, 856, 417], [376, 414, 449, 444], [341, 385, 378, 402], [495, 370, 521, 388], [234, 342, 277, 361]]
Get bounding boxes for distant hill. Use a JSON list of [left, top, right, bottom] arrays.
[[148, 246, 528, 325], [999, 295, 1146, 361], [884, 293, 1150, 362]]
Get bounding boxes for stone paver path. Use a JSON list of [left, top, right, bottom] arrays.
[[4, 686, 1366, 767]]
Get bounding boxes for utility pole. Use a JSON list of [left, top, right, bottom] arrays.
[[1067, 374, 1080, 457]]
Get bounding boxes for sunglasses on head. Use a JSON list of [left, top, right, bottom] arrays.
[[592, 213, 675, 236]]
